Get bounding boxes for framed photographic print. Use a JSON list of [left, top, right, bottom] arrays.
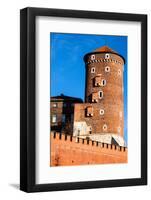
[[20, 7, 147, 192]]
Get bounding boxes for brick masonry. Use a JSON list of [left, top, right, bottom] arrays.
[[50, 46, 127, 166], [50, 132, 127, 166], [73, 46, 125, 141]]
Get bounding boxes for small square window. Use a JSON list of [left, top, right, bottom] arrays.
[[100, 109, 104, 115], [103, 124, 107, 131], [91, 67, 95, 73], [52, 103, 57, 107], [105, 54, 110, 59], [91, 55, 95, 60], [105, 66, 110, 72]]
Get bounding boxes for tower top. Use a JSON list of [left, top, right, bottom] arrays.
[[93, 45, 117, 54], [84, 45, 125, 64]]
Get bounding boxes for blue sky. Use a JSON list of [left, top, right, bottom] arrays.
[[50, 33, 127, 144]]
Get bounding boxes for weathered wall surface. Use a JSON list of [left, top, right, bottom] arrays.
[[50, 132, 127, 167]]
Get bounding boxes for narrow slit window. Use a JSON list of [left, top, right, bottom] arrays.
[[99, 91, 103, 99], [101, 79, 106, 86]]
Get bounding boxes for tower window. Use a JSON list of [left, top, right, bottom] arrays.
[[91, 54, 95, 60], [91, 67, 95, 73], [105, 66, 110, 72], [52, 114, 57, 123], [105, 53, 110, 59], [103, 124, 107, 131], [100, 109, 104, 115], [101, 79, 106, 86], [52, 103, 57, 107], [99, 91, 103, 99]]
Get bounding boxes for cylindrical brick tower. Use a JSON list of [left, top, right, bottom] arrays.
[[84, 46, 125, 138]]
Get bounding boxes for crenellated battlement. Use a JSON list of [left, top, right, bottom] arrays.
[[51, 132, 127, 153], [86, 58, 123, 65]]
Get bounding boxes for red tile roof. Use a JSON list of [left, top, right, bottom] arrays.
[[93, 46, 117, 54]]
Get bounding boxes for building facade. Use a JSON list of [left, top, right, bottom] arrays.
[[51, 94, 83, 133], [73, 46, 126, 146]]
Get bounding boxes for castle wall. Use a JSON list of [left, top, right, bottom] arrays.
[[50, 132, 127, 167]]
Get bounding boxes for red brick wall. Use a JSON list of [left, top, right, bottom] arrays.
[[74, 52, 124, 137], [50, 132, 127, 167], [74, 102, 124, 136]]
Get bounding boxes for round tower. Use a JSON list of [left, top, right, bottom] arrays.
[[84, 46, 125, 138]]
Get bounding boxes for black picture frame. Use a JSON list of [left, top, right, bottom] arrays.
[[20, 7, 147, 192]]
